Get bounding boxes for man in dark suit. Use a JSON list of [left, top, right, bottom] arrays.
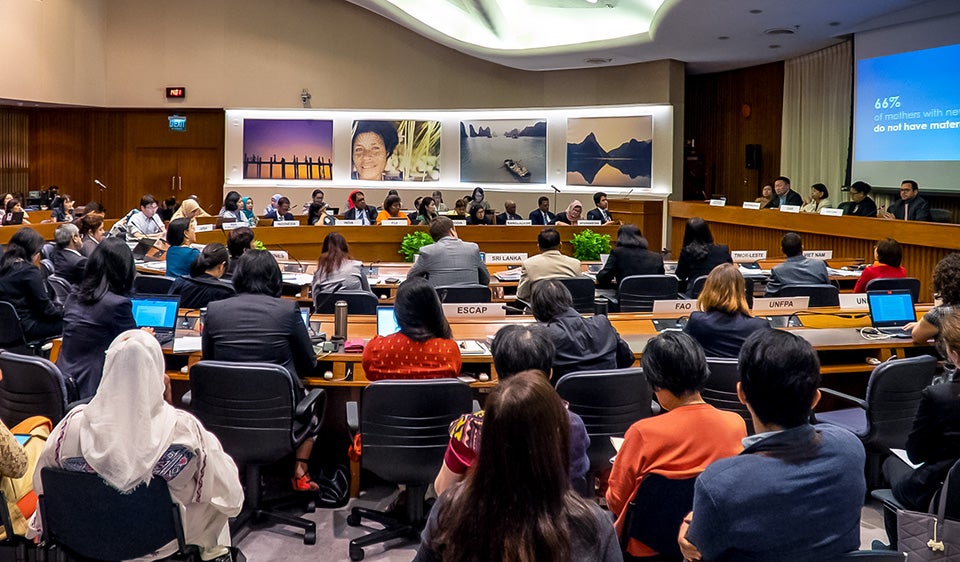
[[764, 232, 829, 296], [51, 223, 87, 285], [844, 181, 878, 217], [496, 200, 523, 224], [586, 192, 615, 224], [764, 176, 803, 209], [407, 216, 490, 286], [343, 191, 378, 225], [529, 196, 556, 225], [881, 179, 932, 222]]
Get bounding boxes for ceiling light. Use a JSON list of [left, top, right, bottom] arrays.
[[584, 57, 613, 64], [768, 44, 781, 49], [764, 28, 796, 35], [749, 9, 762, 14], [585, 0, 598, 3], [829, 21, 841, 26], [717, 36, 730, 40]]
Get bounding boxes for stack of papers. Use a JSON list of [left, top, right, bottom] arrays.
[[456, 340, 488, 355], [494, 269, 522, 281], [827, 267, 862, 278], [282, 273, 313, 285], [173, 336, 203, 353]]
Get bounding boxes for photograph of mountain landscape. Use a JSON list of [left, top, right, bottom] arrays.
[[460, 119, 547, 183], [566, 116, 652, 187]]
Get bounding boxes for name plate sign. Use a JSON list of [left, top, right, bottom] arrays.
[[506, 220, 532, 225], [839, 293, 869, 311], [742, 202, 762, 210], [752, 297, 810, 313], [577, 220, 602, 226], [731, 250, 767, 262], [381, 219, 408, 226], [652, 300, 697, 314], [442, 303, 505, 319], [484, 252, 527, 264], [779, 205, 801, 214], [452, 220, 467, 226], [802, 250, 833, 260], [273, 220, 300, 227], [337, 219, 362, 226], [221, 222, 243, 231], [709, 199, 727, 207], [820, 208, 844, 216], [194, 224, 214, 232]]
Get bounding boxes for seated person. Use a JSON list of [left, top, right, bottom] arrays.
[[122, 195, 166, 242], [307, 202, 332, 226], [57, 238, 138, 399], [362, 277, 461, 381], [2, 198, 30, 226], [881, 180, 931, 222], [674, 218, 732, 295], [529, 196, 556, 226], [469, 187, 492, 213], [51, 223, 87, 285], [434, 325, 590, 496], [164, 218, 199, 279], [679, 330, 866, 561], [754, 184, 774, 207], [763, 231, 829, 296], [171, 197, 208, 223], [50, 194, 75, 223], [596, 224, 664, 288], [375, 194, 410, 225], [217, 191, 243, 223], [554, 200, 583, 226], [799, 183, 830, 214], [168, 243, 235, 309], [77, 212, 105, 257], [202, 250, 319, 491], [311, 232, 370, 295], [683, 263, 770, 358], [240, 196, 259, 227], [853, 237, 907, 293], [910, 254, 960, 349], [531, 279, 634, 380], [264, 196, 295, 221], [495, 200, 523, 224], [33, 330, 243, 561], [406, 217, 490, 287], [415, 197, 439, 225], [415, 372, 620, 562], [607, 332, 746, 559], [516, 228, 581, 302], [343, 191, 378, 225], [223, 226, 254, 279], [451, 198, 467, 219], [0, 228, 63, 340], [586, 191, 616, 224], [844, 180, 878, 217], [466, 203, 492, 225]]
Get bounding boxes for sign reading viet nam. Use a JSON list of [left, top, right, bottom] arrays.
[[839, 293, 869, 311], [731, 250, 767, 262], [484, 253, 528, 264], [752, 296, 810, 314], [442, 303, 506, 319], [652, 300, 697, 314], [802, 250, 833, 260], [273, 220, 300, 227]]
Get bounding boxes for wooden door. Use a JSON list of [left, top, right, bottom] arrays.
[[137, 148, 179, 209], [175, 148, 223, 215]]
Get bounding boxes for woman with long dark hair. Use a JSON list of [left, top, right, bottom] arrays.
[[77, 212, 105, 257], [417, 197, 439, 225], [168, 243, 236, 309], [56, 238, 137, 399], [466, 202, 492, 225], [164, 217, 199, 278], [674, 217, 732, 295], [596, 224, 664, 288], [218, 190, 243, 222], [312, 232, 370, 294], [362, 277, 460, 381], [0, 228, 62, 340], [416, 371, 620, 562]]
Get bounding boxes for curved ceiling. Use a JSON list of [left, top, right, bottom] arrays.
[[346, 0, 960, 73]]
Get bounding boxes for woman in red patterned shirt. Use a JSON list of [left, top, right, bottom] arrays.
[[362, 277, 461, 380]]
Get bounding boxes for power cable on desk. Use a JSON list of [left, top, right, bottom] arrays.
[[858, 327, 893, 341]]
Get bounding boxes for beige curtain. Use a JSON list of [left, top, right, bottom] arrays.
[[781, 41, 852, 207]]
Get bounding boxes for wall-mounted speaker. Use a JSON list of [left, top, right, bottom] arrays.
[[745, 144, 762, 169]]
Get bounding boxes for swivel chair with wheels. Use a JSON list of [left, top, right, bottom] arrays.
[[0, 351, 76, 427]]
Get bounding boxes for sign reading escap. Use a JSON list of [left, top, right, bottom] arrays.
[[751, 297, 810, 313], [484, 253, 527, 264], [652, 300, 696, 314], [442, 303, 506, 319]]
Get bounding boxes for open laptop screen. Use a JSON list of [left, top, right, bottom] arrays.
[[130, 295, 180, 334], [376, 306, 400, 337], [867, 290, 916, 328]]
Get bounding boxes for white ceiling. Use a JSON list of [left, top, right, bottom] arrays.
[[346, 0, 960, 73]]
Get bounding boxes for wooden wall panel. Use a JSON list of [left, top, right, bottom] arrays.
[[684, 63, 784, 205], [0, 110, 29, 194], [28, 110, 92, 202]]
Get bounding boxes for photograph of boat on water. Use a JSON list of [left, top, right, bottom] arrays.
[[459, 119, 547, 183], [566, 116, 652, 187]]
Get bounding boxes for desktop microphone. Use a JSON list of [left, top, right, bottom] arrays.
[[272, 243, 305, 273], [94, 179, 108, 190]]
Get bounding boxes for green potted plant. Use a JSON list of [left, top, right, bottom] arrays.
[[399, 231, 434, 262], [569, 229, 611, 261]]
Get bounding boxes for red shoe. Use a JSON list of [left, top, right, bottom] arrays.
[[292, 473, 320, 492]]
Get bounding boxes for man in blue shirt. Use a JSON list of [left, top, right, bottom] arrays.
[[679, 329, 865, 561]]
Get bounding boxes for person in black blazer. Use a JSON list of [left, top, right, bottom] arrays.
[[343, 191, 378, 225], [201, 250, 320, 492], [56, 238, 138, 399], [596, 224, 664, 288], [168, 243, 236, 309], [496, 200, 523, 224], [844, 181, 878, 217], [529, 196, 556, 225], [585, 192, 615, 224], [764, 176, 804, 208], [674, 217, 733, 295], [51, 223, 87, 286], [263, 196, 295, 221], [0, 228, 63, 340], [683, 263, 770, 358]]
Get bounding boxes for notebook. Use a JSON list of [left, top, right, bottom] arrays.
[[376, 306, 400, 337], [867, 289, 916, 337], [131, 295, 180, 344]]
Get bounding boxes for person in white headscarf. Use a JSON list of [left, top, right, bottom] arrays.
[[30, 330, 244, 561]]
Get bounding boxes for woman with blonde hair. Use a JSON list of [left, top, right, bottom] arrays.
[[682, 263, 770, 358]]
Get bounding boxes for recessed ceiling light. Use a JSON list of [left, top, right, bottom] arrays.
[[749, 9, 762, 14], [717, 35, 730, 40], [585, 0, 598, 3], [764, 28, 795, 35], [829, 21, 841, 26], [584, 57, 613, 64], [768, 44, 781, 49]]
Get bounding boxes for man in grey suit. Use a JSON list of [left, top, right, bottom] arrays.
[[764, 232, 829, 296], [407, 216, 490, 286], [517, 228, 582, 302]]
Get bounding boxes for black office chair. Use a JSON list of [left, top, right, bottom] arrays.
[[776, 284, 840, 307], [556, 277, 597, 314], [40, 242, 56, 261], [930, 208, 952, 224], [314, 290, 379, 315], [435, 284, 491, 303], [0, 302, 55, 356], [555, 368, 654, 497], [865, 278, 921, 303], [346, 379, 473, 561], [703, 357, 753, 435], [619, 473, 696, 559], [38, 467, 201, 561], [46, 274, 72, 305], [0, 490, 33, 560], [133, 274, 176, 295], [187, 361, 326, 545], [618, 275, 679, 312], [0, 351, 76, 427], [816, 355, 937, 489], [39, 259, 55, 279]]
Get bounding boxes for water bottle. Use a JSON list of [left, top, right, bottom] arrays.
[[334, 300, 348, 340], [594, 299, 608, 316]]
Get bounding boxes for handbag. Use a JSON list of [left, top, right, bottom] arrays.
[[898, 458, 960, 560]]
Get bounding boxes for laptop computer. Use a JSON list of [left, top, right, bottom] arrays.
[[131, 295, 180, 345], [376, 306, 400, 337], [867, 289, 916, 337], [3, 212, 23, 225], [131, 239, 166, 260]]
